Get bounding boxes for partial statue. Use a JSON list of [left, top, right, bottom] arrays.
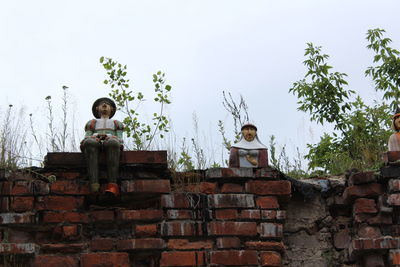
[[388, 107, 400, 151], [80, 97, 124, 195], [229, 123, 268, 168]]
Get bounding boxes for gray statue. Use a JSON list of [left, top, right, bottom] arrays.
[[80, 97, 124, 195]]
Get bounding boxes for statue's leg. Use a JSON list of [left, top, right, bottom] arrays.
[[103, 138, 121, 183], [82, 138, 100, 192]]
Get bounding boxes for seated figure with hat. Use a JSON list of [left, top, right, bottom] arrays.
[[388, 107, 400, 152], [229, 123, 268, 168], [81, 97, 124, 195]]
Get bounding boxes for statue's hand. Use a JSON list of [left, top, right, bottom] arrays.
[[245, 155, 258, 166]]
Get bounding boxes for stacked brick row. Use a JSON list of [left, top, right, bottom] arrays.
[[0, 152, 292, 267], [159, 167, 291, 266], [0, 167, 171, 267], [345, 158, 400, 266]]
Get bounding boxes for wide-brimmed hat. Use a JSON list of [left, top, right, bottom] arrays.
[[241, 123, 257, 131], [92, 97, 116, 118]]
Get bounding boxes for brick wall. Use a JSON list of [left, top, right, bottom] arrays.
[[0, 151, 291, 267], [3, 151, 400, 266]]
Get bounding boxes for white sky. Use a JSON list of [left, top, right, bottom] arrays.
[[1, 0, 399, 166]]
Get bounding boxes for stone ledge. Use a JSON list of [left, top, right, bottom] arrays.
[[44, 151, 167, 168]]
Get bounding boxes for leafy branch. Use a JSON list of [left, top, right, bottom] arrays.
[[100, 56, 171, 150]]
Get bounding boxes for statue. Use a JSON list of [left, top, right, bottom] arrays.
[[80, 97, 124, 195], [229, 123, 268, 168], [388, 107, 400, 151]]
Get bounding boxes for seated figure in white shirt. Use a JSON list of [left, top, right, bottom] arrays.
[[80, 97, 124, 195]]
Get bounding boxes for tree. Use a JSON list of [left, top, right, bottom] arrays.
[[290, 29, 397, 174]]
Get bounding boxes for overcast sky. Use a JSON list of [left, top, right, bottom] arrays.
[[1, 0, 399, 166]]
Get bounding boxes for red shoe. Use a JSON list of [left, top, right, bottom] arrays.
[[105, 183, 120, 196]]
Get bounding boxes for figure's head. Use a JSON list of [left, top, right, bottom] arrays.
[[392, 106, 400, 131], [92, 97, 116, 118], [241, 123, 257, 142]]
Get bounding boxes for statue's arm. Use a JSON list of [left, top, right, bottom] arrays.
[[113, 120, 124, 143], [84, 120, 97, 139]]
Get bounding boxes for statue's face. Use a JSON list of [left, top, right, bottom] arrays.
[[395, 116, 400, 131], [242, 126, 256, 142], [96, 101, 113, 117]]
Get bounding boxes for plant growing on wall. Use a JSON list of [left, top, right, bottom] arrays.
[[100, 57, 172, 150]]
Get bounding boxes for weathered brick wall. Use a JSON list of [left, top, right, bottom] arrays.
[[4, 150, 400, 267], [0, 152, 291, 267]]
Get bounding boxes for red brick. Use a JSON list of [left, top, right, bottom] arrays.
[[118, 209, 162, 221], [41, 243, 86, 253], [185, 182, 217, 194], [256, 196, 279, 209], [30, 180, 50, 195], [81, 252, 130, 267], [117, 238, 165, 250], [121, 179, 170, 193], [216, 237, 241, 248], [0, 243, 37, 254], [135, 224, 158, 237], [0, 197, 9, 212], [245, 180, 291, 195], [343, 183, 383, 203], [166, 210, 193, 219], [0, 181, 12, 195], [161, 193, 191, 208], [32, 255, 78, 267], [37, 196, 84, 211], [90, 238, 114, 251], [221, 183, 244, 193], [0, 212, 35, 224], [8, 229, 33, 243], [42, 212, 89, 223], [215, 209, 238, 220], [390, 249, 400, 266], [160, 251, 203, 266], [255, 168, 280, 178], [11, 181, 31, 195], [261, 251, 281, 266], [208, 221, 257, 236], [89, 210, 114, 222], [50, 181, 90, 195], [241, 209, 261, 220], [348, 171, 376, 186], [353, 198, 377, 214], [161, 222, 201, 236], [62, 225, 78, 238], [208, 194, 254, 208], [259, 223, 283, 239], [245, 241, 285, 252], [210, 250, 258, 266], [11, 197, 34, 212], [167, 239, 213, 250]]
